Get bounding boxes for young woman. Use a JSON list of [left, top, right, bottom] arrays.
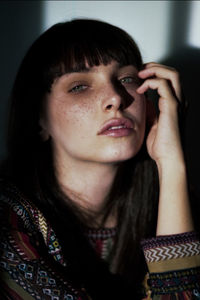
[[0, 19, 199, 300]]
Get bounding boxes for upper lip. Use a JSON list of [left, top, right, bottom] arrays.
[[98, 118, 134, 135]]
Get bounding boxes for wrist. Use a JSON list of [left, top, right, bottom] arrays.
[[156, 157, 186, 179], [155, 155, 194, 235]]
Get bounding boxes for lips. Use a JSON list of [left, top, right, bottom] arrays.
[[98, 118, 134, 137]]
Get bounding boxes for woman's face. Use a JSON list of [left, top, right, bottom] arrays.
[[41, 60, 146, 165]]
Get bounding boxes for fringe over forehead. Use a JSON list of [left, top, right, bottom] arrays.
[[34, 19, 143, 91]]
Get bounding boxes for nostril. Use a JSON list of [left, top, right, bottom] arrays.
[[106, 104, 113, 110]]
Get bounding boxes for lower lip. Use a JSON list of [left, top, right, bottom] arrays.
[[99, 128, 133, 137]]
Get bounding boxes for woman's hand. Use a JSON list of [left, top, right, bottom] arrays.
[[137, 63, 194, 235], [137, 62, 184, 169]]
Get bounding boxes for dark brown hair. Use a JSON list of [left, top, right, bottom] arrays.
[[2, 19, 159, 299]]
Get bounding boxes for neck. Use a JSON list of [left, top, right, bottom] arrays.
[[54, 155, 119, 227]]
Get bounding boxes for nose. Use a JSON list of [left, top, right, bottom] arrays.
[[102, 82, 133, 112]]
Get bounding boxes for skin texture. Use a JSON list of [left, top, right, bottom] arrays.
[[40, 60, 194, 232]]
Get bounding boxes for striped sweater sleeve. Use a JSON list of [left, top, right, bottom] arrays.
[[141, 232, 200, 299]]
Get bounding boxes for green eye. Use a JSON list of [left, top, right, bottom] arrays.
[[120, 77, 133, 84], [120, 76, 141, 87], [70, 85, 87, 93]]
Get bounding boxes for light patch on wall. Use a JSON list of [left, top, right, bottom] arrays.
[[42, 1, 171, 62], [188, 1, 200, 48]]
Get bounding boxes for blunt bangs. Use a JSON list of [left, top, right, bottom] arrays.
[[41, 19, 143, 92]]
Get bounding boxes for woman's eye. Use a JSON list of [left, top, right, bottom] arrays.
[[69, 84, 88, 93], [120, 77, 134, 84], [120, 76, 141, 88]]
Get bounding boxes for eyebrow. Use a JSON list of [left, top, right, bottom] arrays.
[[65, 66, 91, 74]]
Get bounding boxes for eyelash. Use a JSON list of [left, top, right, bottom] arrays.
[[120, 76, 140, 86], [69, 84, 88, 93], [120, 76, 133, 84], [69, 76, 139, 94]]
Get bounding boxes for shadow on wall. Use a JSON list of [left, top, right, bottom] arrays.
[[162, 47, 200, 195], [160, 1, 200, 224], [0, 1, 43, 160]]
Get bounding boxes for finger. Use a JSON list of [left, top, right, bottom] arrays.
[[138, 66, 181, 101], [137, 78, 177, 104], [139, 65, 177, 78], [143, 62, 176, 70]]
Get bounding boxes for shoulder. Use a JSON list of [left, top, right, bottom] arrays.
[[0, 178, 66, 264], [0, 178, 40, 233], [0, 181, 82, 298]]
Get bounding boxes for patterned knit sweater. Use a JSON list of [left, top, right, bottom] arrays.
[[0, 180, 200, 299]]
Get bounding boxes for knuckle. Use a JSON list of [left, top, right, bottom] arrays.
[[159, 78, 167, 85], [172, 70, 180, 80], [146, 62, 157, 67], [170, 66, 176, 71]]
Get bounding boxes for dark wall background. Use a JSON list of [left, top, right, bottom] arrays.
[[0, 1, 200, 201], [0, 0, 43, 160]]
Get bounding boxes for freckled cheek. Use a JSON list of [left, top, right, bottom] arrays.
[[54, 100, 97, 134]]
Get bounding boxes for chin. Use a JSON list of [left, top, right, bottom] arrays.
[[103, 134, 144, 162], [99, 146, 141, 163]]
